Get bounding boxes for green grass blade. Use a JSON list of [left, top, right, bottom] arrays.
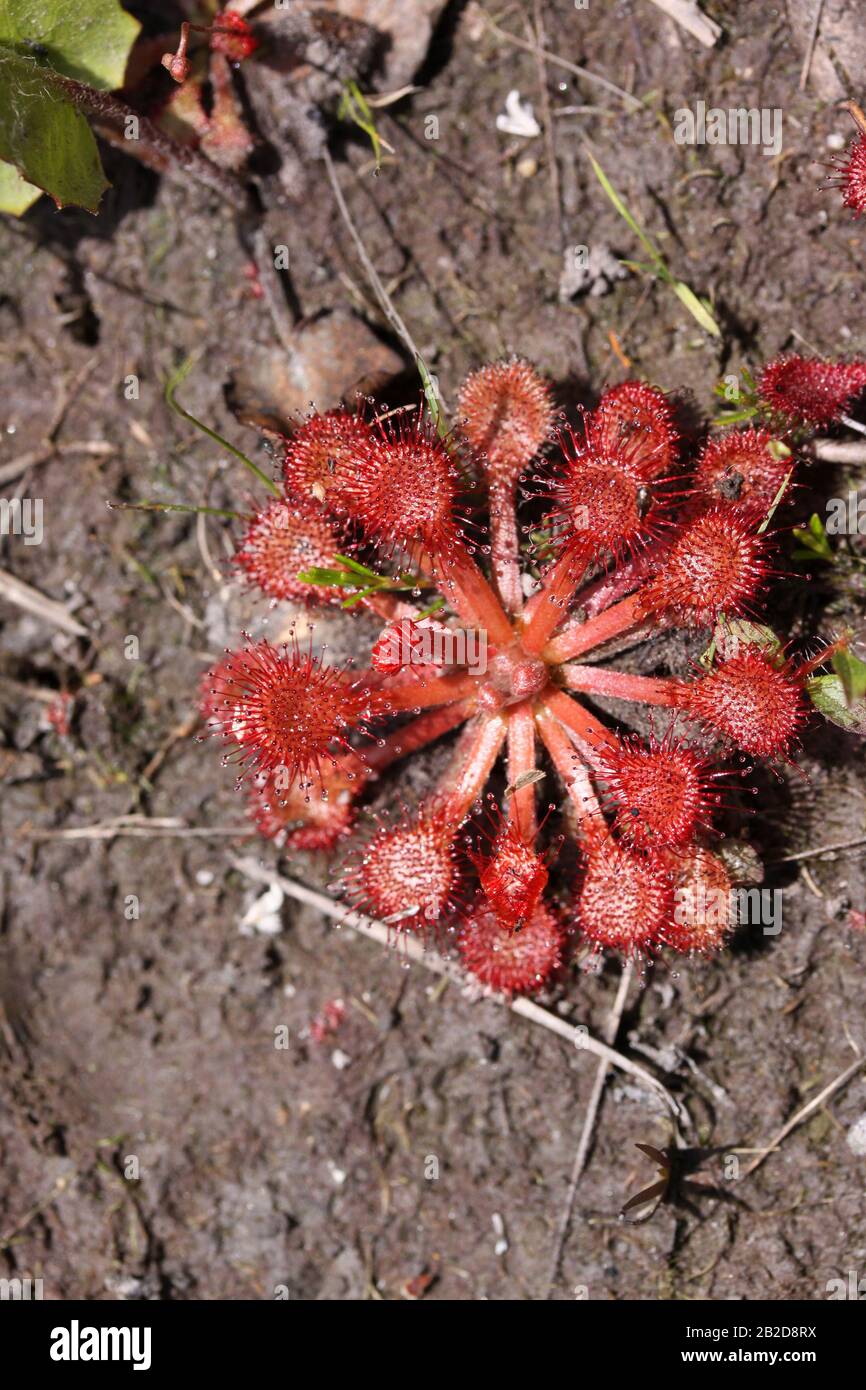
[[108, 500, 243, 519], [416, 354, 447, 440], [672, 279, 721, 338], [165, 357, 280, 498], [586, 151, 662, 269]]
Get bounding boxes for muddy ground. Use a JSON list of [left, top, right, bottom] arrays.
[[1, 0, 865, 1301]]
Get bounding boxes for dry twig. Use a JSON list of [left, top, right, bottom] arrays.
[[741, 1050, 865, 1178], [232, 856, 683, 1118], [322, 145, 444, 408], [545, 959, 635, 1297], [799, 0, 827, 91], [0, 568, 89, 638], [480, 10, 643, 112], [22, 816, 249, 841], [772, 836, 866, 864]]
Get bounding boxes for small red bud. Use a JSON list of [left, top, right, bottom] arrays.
[[210, 12, 258, 62], [161, 21, 191, 83], [758, 355, 866, 427], [469, 815, 549, 926], [457, 358, 553, 491]]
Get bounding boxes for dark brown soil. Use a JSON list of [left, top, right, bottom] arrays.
[[1, 0, 865, 1301]]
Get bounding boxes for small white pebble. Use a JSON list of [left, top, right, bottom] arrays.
[[328, 1163, 347, 1186], [195, 869, 214, 887], [331, 1049, 352, 1071], [492, 1212, 508, 1256], [847, 1113, 866, 1156], [826, 131, 847, 152]]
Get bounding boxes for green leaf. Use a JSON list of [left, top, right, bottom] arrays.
[[297, 567, 356, 587], [672, 279, 721, 337], [0, 155, 40, 213], [0, 47, 108, 211], [792, 512, 833, 561], [832, 646, 866, 703], [0, 0, 140, 90], [711, 407, 759, 426], [331, 553, 380, 580], [806, 675, 866, 736]]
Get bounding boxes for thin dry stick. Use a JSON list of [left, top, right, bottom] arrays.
[[545, 960, 634, 1298], [741, 1052, 865, 1179], [481, 11, 644, 113], [799, 0, 827, 91], [0, 440, 113, 487], [250, 223, 297, 355], [139, 714, 199, 788], [772, 836, 866, 864], [322, 146, 446, 410], [530, 0, 563, 249], [812, 439, 866, 464], [22, 818, 250, 841], [0, 568, 89, 638], [232, 855, 682, 1116]]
